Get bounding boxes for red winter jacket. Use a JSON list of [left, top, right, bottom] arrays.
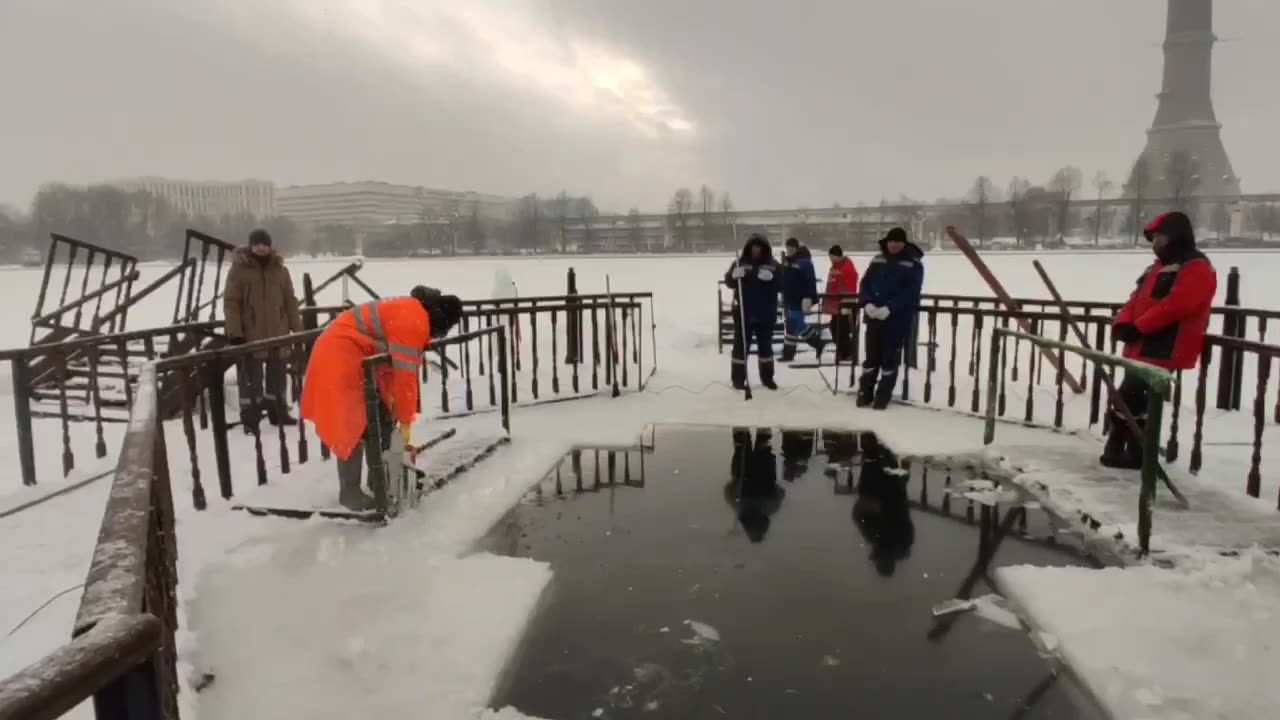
[[823, 257, 859, 315], [1113, 253, 1216, 370]]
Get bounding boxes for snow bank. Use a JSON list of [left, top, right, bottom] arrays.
[[1000, 550, 1280, 720]]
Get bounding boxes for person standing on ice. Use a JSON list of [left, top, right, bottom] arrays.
[[223, 228, 303, 427], [725, 234, 781, 390], [301, 287, 463, 510], [779, 237, 824, 362], [1102, 211, 1216, 469], [857, 227, 924, 410], [823, 245, 859, 363]]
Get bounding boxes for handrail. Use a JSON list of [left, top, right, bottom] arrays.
[[984, 328, 1172, 554], [1203, 333, 1280, 359], [0, 321, 223, 362], [31, 270, 142, 327], [94, 259, 196, 330], [0, 613, 163, 720]]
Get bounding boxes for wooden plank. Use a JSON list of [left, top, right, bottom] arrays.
[[945, 225, 1085, 394], [231, 504, 386, 523]]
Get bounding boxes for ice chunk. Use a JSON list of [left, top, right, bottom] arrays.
[[970, 594, 1022, 630], [683, 619, 721, 643], [931, 598, 976, 617]]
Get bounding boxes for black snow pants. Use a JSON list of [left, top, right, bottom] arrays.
[[858, 319, 906, 403], [731, 313, 775, 386]]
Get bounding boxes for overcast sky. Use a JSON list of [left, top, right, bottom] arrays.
[[3, 0, 1278, 213]]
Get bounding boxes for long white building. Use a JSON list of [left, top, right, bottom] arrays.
[[276, 181, 517, 228], [105, 177, 275, 217]]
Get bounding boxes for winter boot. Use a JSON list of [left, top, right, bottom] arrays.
[[759, 359, 778, 391], [266, 404, 298, 427], [731, 360, 748, 390], [856, 369, 878, 407], [805, 331, 827, 361], [780, 342, 797, 363], [338, 468, 378, 511], [1099, 419, 1144, 470], [871, 370, 897, 410]]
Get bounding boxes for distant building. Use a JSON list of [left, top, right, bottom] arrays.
[[105, 177, 276, 217], [276, 181, 518, 229]]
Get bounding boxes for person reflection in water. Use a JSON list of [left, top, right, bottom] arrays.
[[821, 430, 859, 477], [724, 428, 784, 543], [780, 429, 815, 482], [852, 433, 915, 576]]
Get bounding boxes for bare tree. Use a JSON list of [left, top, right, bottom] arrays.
[[1006, 177, 1031, 248], [575, 196, 600, 253], [668, 188, 694, 251], [553, 190, 571, 252], [894, 194, 925, 242], [1249, 203, 1278, 242], [1164, 151, 1201, 213], [965, 176, 997, 244], [1047, 166, 1083, 243], [718, 192, 736, 248], [1125, 156, 1152, 245], [516, 194, 542, 251], [699, 184, 716, 250], [1091, 170, 1113, 246], [626, 208, 645, 251]]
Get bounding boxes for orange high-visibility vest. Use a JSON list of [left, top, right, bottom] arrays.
[[301, 297, 431, 461]]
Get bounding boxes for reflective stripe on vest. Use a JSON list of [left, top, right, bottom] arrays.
[[352, 300, 423, 370]]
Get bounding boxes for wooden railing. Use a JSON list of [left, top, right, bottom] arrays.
[[0, 365, 179, 719]]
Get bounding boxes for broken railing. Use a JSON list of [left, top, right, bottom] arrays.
[[2, 321, 224, 488], [30, 234, 141, 345], [0, 365, 179, 719], [172, 229, 237, 324], [982, 328, 1173, 555]]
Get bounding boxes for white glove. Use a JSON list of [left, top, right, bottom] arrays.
[[877, 306, 891, 320], [757, 268, 774, 282], [863, 303, 880, 319], [801, 298, 814, 314], [730, 266, 747, 280]]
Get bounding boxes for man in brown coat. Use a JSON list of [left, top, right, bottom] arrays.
[[224, 229, 303, 426]]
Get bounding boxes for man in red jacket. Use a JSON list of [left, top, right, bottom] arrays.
[[1102, 211, 1216, 469], [823, 245, 859, 362]]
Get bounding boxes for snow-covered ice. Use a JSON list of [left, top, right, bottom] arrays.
[[2, 250, 1280, 719]]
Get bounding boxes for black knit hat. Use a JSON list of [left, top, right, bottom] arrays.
[[426, 295, 463, 337], [883, 227, 908, 244], [829, 245, 844, 257], [249, 229, 272, 247], [785, 237, 800, 249]]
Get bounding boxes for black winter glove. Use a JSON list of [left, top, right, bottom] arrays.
[[1113, 323, 1142, 344], [228, 336, 247, 346]]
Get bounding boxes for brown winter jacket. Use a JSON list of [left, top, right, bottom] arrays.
[[223, 248, 303, 343]]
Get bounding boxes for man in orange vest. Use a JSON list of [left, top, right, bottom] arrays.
[[301, 287, 463, 510]]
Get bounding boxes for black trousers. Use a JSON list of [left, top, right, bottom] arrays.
[[1108, 372, 1149, 430], [731, 314, 775, 384], [830, 313, 855, 362], [859, 320, 906, 396], [238, 357, 287, 418], [337, 402, 395, 488]]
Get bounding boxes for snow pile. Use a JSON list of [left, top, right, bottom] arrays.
[[1000, 549, 1280, 720]]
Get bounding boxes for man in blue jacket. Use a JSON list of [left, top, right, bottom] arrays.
[[779, 237, 825, 362], [725, 234, 781, 390], [857, 227, 924, 409]]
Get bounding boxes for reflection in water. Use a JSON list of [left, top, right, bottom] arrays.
[[851, 432, 916, 577], [724, 428, 784, 543], [780, 429, 815, 482]]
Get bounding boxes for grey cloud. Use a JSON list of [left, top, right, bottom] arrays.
[[2, 0, 1276, 213]]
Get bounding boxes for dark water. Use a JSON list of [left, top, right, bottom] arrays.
[[480, 426, 1107, 720]]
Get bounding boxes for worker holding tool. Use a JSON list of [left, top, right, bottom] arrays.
[[301, 286, 463, 510], [1103, 211, 1216, 469]]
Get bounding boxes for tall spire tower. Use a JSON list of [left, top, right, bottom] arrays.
[[1138, 0, 1239, 197]]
